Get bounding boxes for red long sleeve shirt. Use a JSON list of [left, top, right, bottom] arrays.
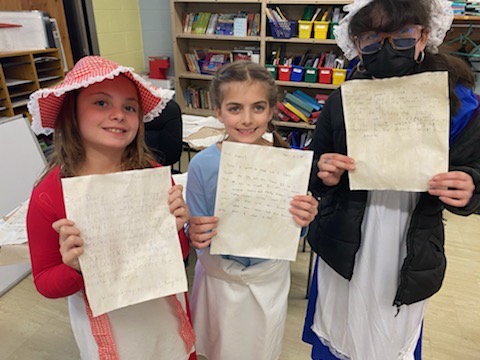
[[27, 166, 190, 299]]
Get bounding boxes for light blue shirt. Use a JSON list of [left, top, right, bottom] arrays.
[[186, 143, 307, 267]]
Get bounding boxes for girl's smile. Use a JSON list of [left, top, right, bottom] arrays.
[[215, 81, 273, 145]]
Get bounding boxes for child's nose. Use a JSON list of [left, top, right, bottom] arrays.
[[109, 106, 125, 121], [242, 112, 254, 124]]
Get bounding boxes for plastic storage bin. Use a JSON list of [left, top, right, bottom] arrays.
[[269, 20, 296, 39], [332, 68, 347, 85], [278, 65, 292, 81], [290, 65, 305, 82], [265, 64, 277, 79], [329, 22, 339, 39], [313, 21, 330, 39], [304, 67, 318, 83], [298, 20, 313, 38], [318, 67, 333, 84]]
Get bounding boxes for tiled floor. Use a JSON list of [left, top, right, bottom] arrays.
[[1, 212, 479, 360]]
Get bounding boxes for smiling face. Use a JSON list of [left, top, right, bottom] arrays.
[[215, 80, 273, 145], [76, 75, 141, 158]]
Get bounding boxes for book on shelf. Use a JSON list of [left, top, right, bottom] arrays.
[[277, 101, 301, 122], [293, 90, 322, 111], [184, 53, 201, 73], [202, 50, 232, 74], [284, 102, 309, 122], [284, 93, 315, 114]]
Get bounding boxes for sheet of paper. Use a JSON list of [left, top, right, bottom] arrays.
[[62, 167, 187, 317], [0, 201, 29, 246], [341, 71, 449, 191], [211, 142, 313, 261]]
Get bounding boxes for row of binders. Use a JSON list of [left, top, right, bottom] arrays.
[[277, 90, 328, 124]]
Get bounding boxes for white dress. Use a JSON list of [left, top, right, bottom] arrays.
[[311, 191, 427, 360], [68, 292, 193, 360], [191, 247, 290, 360]]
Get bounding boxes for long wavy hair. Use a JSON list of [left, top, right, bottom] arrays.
[[210, 60, 289, 148], [38, 80, 156, 182]]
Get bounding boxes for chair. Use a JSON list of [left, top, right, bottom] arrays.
[[144, 100, 183, 172]]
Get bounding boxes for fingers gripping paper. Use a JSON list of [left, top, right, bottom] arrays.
[[211, 142, 313, 261], [341, 72, 449, 191], [62, 167, 188, 316]]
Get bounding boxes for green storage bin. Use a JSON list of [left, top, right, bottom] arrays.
[[304, 67, 318, 83], [330, 22, 339, 39], [265, 64, 277, 80]]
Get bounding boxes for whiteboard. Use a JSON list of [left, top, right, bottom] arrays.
[[0, 116, 46, 217], [0, 11, 49, 51], [0, 115, 46, 296]]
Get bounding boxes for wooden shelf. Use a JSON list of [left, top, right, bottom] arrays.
[[0, 49, 64, 118], [171, 0, 349, 139], [272, 120, 315, 130], [177, 34, 261, 41], [454, 15, 480, 22], [276, 80, 339, 90], [265, 37, 337, 44]]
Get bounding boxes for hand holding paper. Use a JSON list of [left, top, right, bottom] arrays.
[[341, 72, 450, 191], [62, 167, 188, 316]]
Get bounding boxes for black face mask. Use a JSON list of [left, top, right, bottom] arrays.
[[362, 42, 416, 79]]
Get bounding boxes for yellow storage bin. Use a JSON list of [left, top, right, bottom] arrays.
[[332, 68, 347, 85], [314, 21, 330, 39], [298, 20, 313, 39]]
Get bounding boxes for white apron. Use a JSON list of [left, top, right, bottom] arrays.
[[68, 291, 192, 360], [191, 248, 290, 360], [311, 191, 427, 360]]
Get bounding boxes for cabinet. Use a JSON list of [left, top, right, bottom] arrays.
[[0, 49, 64, 119], [170, 0, 352, 133]]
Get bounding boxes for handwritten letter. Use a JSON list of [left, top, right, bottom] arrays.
[[211, 142, 313, 261], [62, 167, 187, 316], [341, 72, 449, 191]]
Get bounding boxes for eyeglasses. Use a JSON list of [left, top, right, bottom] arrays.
[[355, 25, 423, 55]]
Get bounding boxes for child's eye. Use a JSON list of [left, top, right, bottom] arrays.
[[254, 105, 266, 112], [95, 100, 108, 107], [227, 106, 240, 113], [125, 105, 138, 113]]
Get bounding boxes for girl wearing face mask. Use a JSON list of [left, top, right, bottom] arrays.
[[303, 1, 480, 359]]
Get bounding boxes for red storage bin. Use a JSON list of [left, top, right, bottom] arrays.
[[149, 56, 170, 79], [318, 67, 333, 84], [278, 65, 292, 81]]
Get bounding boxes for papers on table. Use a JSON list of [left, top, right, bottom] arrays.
[[62, 167, 187, 317], [341, 72, 449, 191], [211, 142, 313, 261], [0, 201, 29, 246]]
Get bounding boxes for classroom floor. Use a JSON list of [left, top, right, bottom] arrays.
[[0, 211, 479, 360]]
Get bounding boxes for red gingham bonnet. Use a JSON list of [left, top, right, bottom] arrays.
[[28, 56, 174, 135]]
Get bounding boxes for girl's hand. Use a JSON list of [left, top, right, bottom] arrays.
[[168, 184, 190, 232], [428, 171, 475, 207], [187, 216, 218, 249], [290, 194, 319, 227], [317, 153, 355, 186], [53, 219, 83, 272]]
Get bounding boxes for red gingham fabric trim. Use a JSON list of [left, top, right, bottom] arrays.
[[28, 56, 174, 135], [83, 292, 119, 360], [170, 295, 196, 353]]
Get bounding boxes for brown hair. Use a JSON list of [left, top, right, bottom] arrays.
[[38, 80, 156, 182], [210, 61, 289, 148], [349, 0, 475, 115]]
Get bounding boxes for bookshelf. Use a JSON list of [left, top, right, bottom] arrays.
[[0, 49, 64, 119], [170, 0, 352, 133]]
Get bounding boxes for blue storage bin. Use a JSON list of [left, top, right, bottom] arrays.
[[290, 65, 305, 82]]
